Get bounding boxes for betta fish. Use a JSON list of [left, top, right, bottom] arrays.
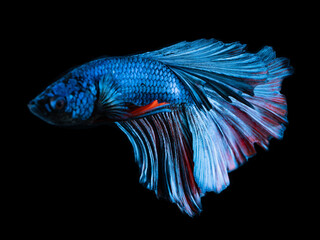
[[28, 39, 293, 216]]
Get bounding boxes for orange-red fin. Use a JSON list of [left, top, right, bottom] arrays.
[[129, 100, 169, 117]]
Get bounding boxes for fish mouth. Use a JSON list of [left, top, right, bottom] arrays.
[[28, 101, 41, 116], [28, 100, 52, 124]]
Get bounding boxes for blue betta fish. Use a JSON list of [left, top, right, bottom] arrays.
[[28, 39, 293, 216]]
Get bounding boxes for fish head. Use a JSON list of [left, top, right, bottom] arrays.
[[28, 75, 97, 126]]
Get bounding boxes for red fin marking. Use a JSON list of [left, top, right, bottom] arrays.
[[129, 100, 169, 117]]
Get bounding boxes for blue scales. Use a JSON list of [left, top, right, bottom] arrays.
[[75, 56, 193, 107]]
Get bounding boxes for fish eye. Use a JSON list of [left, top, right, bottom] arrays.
[[50, 96, 66, 111]]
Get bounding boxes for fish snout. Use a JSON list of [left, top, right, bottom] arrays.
[[28, 100, 39, 114], [28, 100, 36, 110], [28, 99, 48, 121]]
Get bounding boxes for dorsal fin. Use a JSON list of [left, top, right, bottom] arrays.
[[137, 39, 292, 110]]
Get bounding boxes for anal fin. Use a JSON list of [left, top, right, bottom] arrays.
[[116, 110, 202, 216]]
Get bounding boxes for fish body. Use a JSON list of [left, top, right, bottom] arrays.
[[29, 56, 191, 125], [28, 39, 293, 216], [78, 57, 192, 107]]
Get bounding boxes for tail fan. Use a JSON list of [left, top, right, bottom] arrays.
[[117, 39, 293, 216]]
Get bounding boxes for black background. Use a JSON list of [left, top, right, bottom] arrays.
[[12, 2, 311, 237]]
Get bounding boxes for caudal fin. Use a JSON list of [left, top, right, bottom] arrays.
[[117, 39, 293, 216]]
